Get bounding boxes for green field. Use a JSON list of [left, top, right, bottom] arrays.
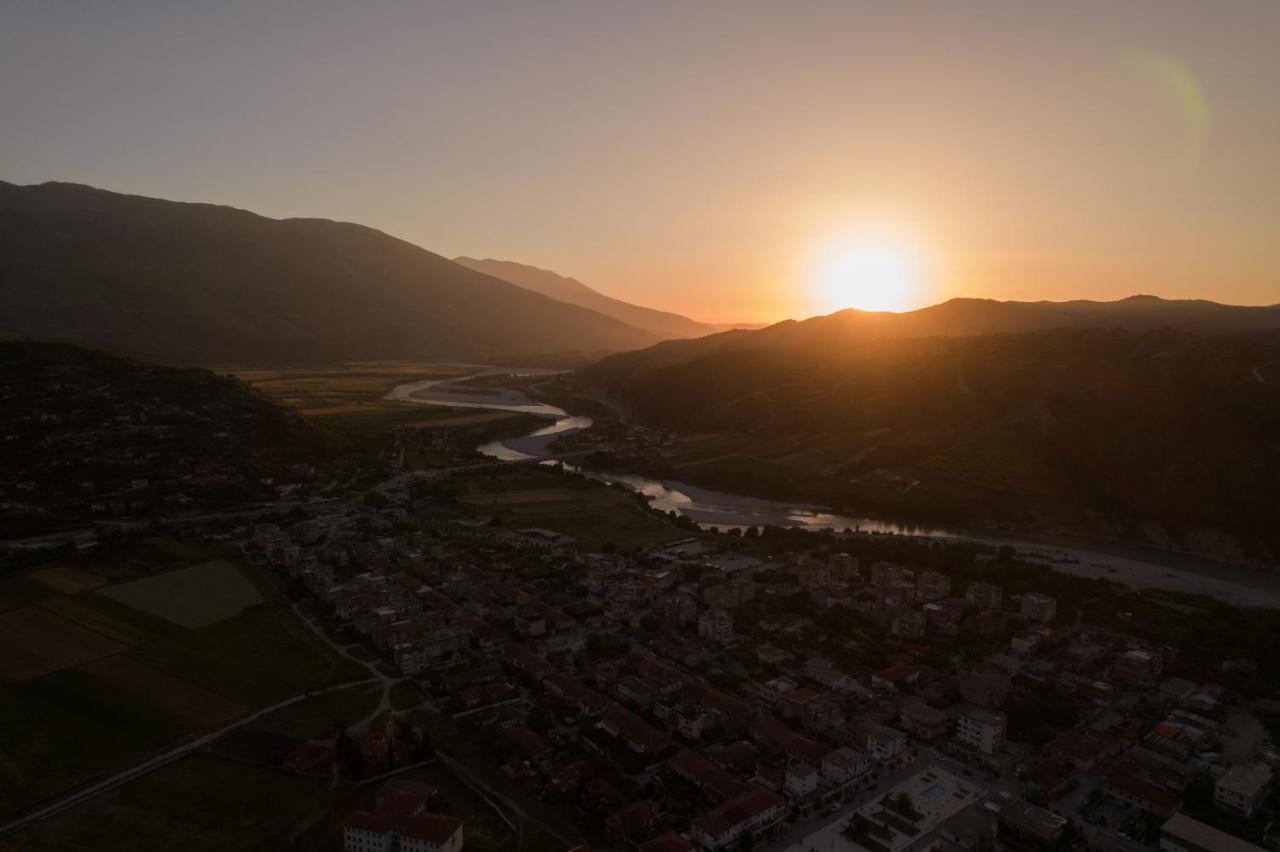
[[0, 543, 364, 820], [450, 466, 681, 551]]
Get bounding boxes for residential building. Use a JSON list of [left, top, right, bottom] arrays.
[[690, 786, 785, 850], [1020, 592, 1057, 623], [849, 719, 907, 763], [783, 762, 819, 799], [698, 608, 733, 644], [959, 669, 1011, 708], [955, 706, 1005, 756], [900, 703, 951, 741], [965, 582, 1003, 611], [1214, 763, 1272, 818], [891, 610, 928, 640], [916, 571, 951, 602], [821, 747, 871, 786]]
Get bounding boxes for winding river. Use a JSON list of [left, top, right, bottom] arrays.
[[388, 375, 1280, 608]]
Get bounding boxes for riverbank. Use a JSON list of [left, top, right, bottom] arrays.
[[387, 376, 1280, 609]]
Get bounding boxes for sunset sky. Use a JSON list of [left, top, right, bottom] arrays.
[[3, 1, 1278, 323]]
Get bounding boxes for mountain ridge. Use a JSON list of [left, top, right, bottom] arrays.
[[0, 180, 658, 365], [453, 256, 719, 339]]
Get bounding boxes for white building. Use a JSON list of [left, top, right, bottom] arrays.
[[1214, 763, 1272, 818], [784, 762, 819, 798], [955, 706, 1006, 756]]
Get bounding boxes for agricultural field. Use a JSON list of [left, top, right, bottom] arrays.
[[230, 364, 498, 435], [5, 752, 536, 852], [448, 466, 680, 552], [6, 754, 357, 852], [98, 560, 263, 628], [0, 540, 361, 820], [0, 606, 127, 681]]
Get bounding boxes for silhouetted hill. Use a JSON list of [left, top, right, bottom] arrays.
[[0, 181, 658, 364], [585, 323, 1280, 562], [453, 256, 718, 339], [0, 341, 345, 535]]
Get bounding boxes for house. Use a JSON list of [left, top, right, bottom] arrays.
[[1214, 763, 1272, 818], [690, 786, 785, 850]]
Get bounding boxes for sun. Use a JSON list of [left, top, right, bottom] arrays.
[[812, 233, 923, 314]]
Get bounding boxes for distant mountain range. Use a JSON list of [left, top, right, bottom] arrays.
[[0, 181, 660, 364], [454, 257, 721, 339], [584, 305, 1280, 562]]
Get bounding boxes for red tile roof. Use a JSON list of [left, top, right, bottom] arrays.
[[400, 813, 463, 844]]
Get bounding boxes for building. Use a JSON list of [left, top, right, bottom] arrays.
[[916, 571, 951, 602], [996, 799, 1066, 845], [849, 719, 908, 763], [821, 747, 871, 786], [661, 592, 698, 628], [965, 582, 1003, 611], [890, 610, 928, 640], [955, 707, 1005, 756], [342, 785, 463, 852], [698, 608, 733, 644], [1159, 812, 1268, 852], [900, 703, 951, 741], [783, 762, 819, 799], [690, 786, 785, 850], [1214, 763, 1272, 818], [399, 816, 464, 852], [1101, 773, 1180, 818], [1020, 592, 1057, 622], [959, 669, 1011, 708]]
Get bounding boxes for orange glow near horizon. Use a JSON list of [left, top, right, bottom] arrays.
[[811, 231, 927, 314]]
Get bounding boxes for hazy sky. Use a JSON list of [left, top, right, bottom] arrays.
[[3, 1, 1278, 322]]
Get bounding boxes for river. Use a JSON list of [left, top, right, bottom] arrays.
[[387, 376, 1280, 609]]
